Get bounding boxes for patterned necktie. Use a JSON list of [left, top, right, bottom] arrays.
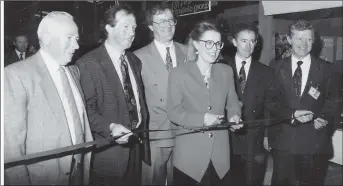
[[58, 67, 84, 145], [120, 55, 139, 129], [293, 61, 303, 97], [166, 47, 173, 72], [19, 53, 23, 60], [239, 61, 247, 93]]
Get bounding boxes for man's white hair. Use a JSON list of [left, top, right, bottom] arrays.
[[37, 11, 74, 44]]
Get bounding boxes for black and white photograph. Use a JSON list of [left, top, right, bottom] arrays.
[[1, 1, 342, 185]]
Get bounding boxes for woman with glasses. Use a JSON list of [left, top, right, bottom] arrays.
[[166, 21, 243, 185]]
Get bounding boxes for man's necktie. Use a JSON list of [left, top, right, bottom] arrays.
[[59, 67, 84, 145], [239, 61, 247, 93], [120, 55, 139, 129], [166, 47, 173, 72], [19, 53, 23, 60], [293, 61, 303, 97]]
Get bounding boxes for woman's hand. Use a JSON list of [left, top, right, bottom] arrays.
[[204, 113, 224, 126], [229, 115, 243, 132]]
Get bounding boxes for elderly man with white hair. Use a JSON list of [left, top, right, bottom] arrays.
[[4, 11, 93, 185]]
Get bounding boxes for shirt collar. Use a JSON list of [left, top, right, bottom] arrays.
[[291, 54, 311, 64], [15, 49, 25, 56], [154, 39, 174, 50], [235, 54, 252, 66], [105, 40, 125, 63], [40, 49, 60, 72]]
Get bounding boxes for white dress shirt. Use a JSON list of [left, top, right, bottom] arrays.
[[40, 49, 85, 145], [291, 54, 311, 96], [104, 41, 142, 128], [235, 54, 252, 79], [154, 39, 177, 68], [15, 49, 26, 60]]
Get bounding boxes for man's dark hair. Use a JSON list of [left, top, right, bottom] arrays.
[[104, 4, 135, 28], [232, 23, 258, 40], [145, 2, 175, 26]]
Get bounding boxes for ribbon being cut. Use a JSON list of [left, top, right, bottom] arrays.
[[4, 113, 314, 168]]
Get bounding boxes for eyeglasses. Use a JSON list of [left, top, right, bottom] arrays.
[[152, 19, 177, 27], [199, 40, 224, 50]]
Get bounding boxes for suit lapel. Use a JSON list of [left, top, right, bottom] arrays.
[[228, 58, 244, 100], [35, 53, 71, 142], [174, 43, 186, 66], [278, 57, 294, 102], [300, 56, 321, 102], [189, 62, 208, 93], [149, 42, 169, 79], [243, 61, 259, 101], [67, 66, 86, 106]]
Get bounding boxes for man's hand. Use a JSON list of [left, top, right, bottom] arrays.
[[204, 113, 223, 126], [109, 123, 133, 144], [294, 110, 314, 123], [229, 114, 243, 132], [314, 117, 328, 130]]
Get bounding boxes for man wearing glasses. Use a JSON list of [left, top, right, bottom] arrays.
[[134, 2, 187, 185]]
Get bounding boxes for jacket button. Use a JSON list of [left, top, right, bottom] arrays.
[[208, 133, 213, 138], [160, 98, 163, 102], [207, 106, 212, 110], [65, 172, 70, 175], [153, 84, 157, 87]]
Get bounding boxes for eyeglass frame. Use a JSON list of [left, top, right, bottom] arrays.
[[199, 40, 224, 50], [152, 19, 177, 27]]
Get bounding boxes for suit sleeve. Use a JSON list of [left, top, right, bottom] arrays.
[[166, 68, 205, 128], [77, 60, 112, 137], [4, 67, 31, 184], [225, 66, 242, 119]]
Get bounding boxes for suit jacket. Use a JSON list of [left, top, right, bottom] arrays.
[[76, 45, 150, 177], [269, 56, 337, 154], [134, 42, 187, 147], [5, 50, 33, 67], [166, 62, 242, 182], [4, 51, 93, 185], [226, 58, 291, 155]]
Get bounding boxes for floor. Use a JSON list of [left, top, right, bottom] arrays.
[[263, 154, 343, 185]]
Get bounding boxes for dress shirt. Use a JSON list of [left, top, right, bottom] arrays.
[[154, 39, 177, 68], [235, 54, 252, 80], [40, 49, 85, 145], [104, 41, 142, 128], [291, 54, 311, 96], [15, 49, 26, 60]]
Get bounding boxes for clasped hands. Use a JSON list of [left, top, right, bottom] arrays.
[[109, 123, 133, 144], [293, 110, 328, 129], [204, 113, 243, 132]]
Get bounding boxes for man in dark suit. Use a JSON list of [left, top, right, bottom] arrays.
[[76, 5, 150, 185], [5, 33, 33, 67], [134, 2, 187, 185], [225, 24, 292, 185], [269, 20, 337, 185]]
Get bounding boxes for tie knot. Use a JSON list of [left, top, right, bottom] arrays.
[[166, 47, 170, 51], [297, 61, 303, 66], [20, 53, 23, 56], [242, 61, 246, 66]]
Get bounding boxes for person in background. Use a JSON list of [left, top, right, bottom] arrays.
[[4, 11, 93, 185], [269, 20, 337, 185], [134, 2, 187, 185], [225, 23, 292, 185], [5, 33, 33, 66], [76, 5, 150, 185], [166, 21, 243, 185]]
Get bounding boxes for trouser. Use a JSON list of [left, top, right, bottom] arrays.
[[271, 149, 329, 185], [173, 161, 229, 186], [141, 145, 173, 185], [229, 152, 267, 185]]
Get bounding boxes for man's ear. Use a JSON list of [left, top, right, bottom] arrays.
[[232, 38, 237, 47], [148, 25, 154, 32], [287, 35, 292, 45], [41, 33, 51, 47], [105, 24, 113, 35]]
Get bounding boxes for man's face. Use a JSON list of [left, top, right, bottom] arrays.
[[149, 9, 175, 44], [232, 30, 256, 60], [14, 36, 28, 53], [106, 10, 136, 51], [49, 19, 79, 65], [287, 29, 313, 59]]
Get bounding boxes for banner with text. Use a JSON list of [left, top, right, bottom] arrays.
[[168, 1, 211, 17]]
